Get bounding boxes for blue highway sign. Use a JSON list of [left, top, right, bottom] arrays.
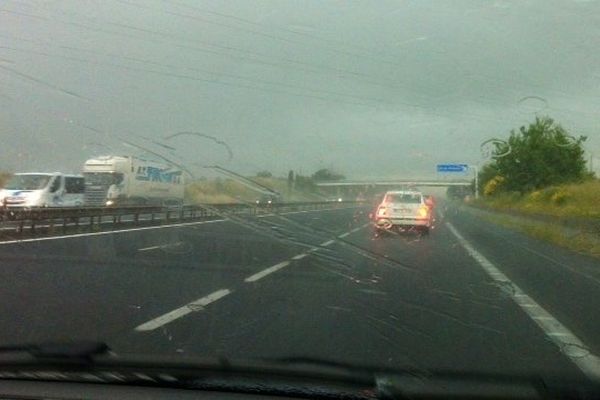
[[437, 164, 468, 173]]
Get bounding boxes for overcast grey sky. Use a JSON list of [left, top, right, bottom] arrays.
[[1, 0, 600, 179]]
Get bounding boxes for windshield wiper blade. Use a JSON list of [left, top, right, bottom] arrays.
[[272, 357, 374, 373], [0, 349, 377, 398], [266, 357, 600, 399], [0, 341, 110, 362], [0, 349, 597, 399]]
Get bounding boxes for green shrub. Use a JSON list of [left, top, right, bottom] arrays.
[[551, 190, 569, 205], [540, 187, 558, 200], [528, 190, 543, 202]]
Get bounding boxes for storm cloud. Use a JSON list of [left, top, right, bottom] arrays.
[[1, 0, 599, 178]]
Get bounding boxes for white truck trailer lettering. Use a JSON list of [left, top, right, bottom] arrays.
[[83, 156, 184, 206]]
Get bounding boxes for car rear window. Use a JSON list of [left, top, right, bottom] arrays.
[[384, 193, 422, 204]]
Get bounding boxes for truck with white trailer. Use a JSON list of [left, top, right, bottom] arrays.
[[82, 156, 184, 206]]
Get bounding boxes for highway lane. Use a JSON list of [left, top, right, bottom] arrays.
[[0, 204, 598, 382], [107, 207, 591, 380], [0, 207, 365, 343]]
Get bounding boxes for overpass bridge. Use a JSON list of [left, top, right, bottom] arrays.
[[315, 179, 475, 199], [315, 180, 472, 188]]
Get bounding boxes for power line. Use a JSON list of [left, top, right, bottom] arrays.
[[0, 40, 489, 126], [0, 6, 429, 98], [127, 0, 594, 108], [0, 45, 377, 107], [105, 18, 399, 88], [1, 8, 562, 123], [158, 0, 404, 62], [9, 0, 598, 110], [14, 1, 578, 112], [0, 63, 90, 100], [1, 43, 522, 124], [117, 0, 404, 67], [0, 88, 219, 177], [0, 9, 510, 120], [0, 37, 386, 104]]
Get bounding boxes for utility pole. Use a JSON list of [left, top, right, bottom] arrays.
[[469, 165, 479, 199]]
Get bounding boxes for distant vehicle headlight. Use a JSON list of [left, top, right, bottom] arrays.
[[337, 198, 343, 202], [105, 200, 115, 206], [22, 191, 42, 205]]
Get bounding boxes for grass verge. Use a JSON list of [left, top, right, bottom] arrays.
[[468, 207, 600, 259], [474, 180, 600, 219]]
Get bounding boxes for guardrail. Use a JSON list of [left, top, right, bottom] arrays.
[[0, 201, 363, 239]]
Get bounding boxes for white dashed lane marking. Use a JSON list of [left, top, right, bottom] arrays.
[[138, 242, 184, 252], [135, 289, 232, 332], [138, 245, 161, 252], [244, 261, 291, 283], [242, 223, 369, 285], [134, 219, 369, 332]]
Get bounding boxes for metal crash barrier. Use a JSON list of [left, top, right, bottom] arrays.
[[0, 201, 362, 239]]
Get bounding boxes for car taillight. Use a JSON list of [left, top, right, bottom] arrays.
[[418, 206, 429, 218], [377, 206, 387, 217]]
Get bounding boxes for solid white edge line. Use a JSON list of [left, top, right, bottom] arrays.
[[446, 222, 600, 380], [135, 289, 231, 332], [0, 219, 227, 245], [320, 240, 335, 246], [244, 261, 291, 283], [338, 232, 350, 238], [292, 253, 308, 260], [0, 206, 363, 245]]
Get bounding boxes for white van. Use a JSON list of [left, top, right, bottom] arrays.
[[0, 173, 85, 208]]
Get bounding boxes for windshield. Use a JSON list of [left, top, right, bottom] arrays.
[[1, 0, 600, 391], [84, 172, 123, 186], [3, 174, 51, 190]]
